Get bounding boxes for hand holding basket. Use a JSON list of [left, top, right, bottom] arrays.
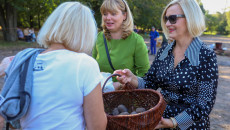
[[102, 74, 166, 130]]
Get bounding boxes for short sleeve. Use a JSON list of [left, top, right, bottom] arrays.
[[79, 55, 103, 96]]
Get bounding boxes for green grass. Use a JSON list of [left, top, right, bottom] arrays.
[[203, 31, 230, 38], [0, 40, 28, 46], [0, 40, 39, 49], [203, 31, 217, 35], [0, 31, 38, 48]]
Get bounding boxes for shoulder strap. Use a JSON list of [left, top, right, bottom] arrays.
[[6, 57, 31, 130], [19, 57, 30, 114], [103, 34, 115, 71], [3, 49, 44, 130]]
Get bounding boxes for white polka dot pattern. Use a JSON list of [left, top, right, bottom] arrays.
[[141, 37, 218, 129]]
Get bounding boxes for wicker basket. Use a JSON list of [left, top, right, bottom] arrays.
[[102, 74, 167, 130]]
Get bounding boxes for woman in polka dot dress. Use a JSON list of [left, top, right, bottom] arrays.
[[114, 0, 218, 129]]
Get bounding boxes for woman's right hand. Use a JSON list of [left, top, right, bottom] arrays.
[[114, 69, 138, 89]]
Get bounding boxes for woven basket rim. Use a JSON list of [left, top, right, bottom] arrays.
[[103, 89, 165, 118]]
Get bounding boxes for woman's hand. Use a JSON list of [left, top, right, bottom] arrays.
[[113, 69, 138, 89], [114, 69, 134, 84], [113, 82, 124, 90], [0, 56, 14, 77], [154, 117, 174, 129]]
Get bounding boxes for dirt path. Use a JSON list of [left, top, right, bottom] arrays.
[[0, 35, 230, 129]]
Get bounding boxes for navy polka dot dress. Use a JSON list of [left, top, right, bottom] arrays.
[[140, 37, 218, 130]]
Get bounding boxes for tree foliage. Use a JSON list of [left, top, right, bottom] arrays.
[[225, 11, 230, 33], [0, 0, 59, 41], [205, 12, 230, 35], [0, 0, 230, 42], [17, 0, 61, 29], [127, 0, 170, 30]]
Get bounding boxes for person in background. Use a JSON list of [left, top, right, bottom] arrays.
[[17, 27, 24, 40], [29, 28, 36, 42], [149, 26, 159, 55], [114, 0, 218, 129], [0, 2, 107, 130], [92, 0, 149, 91], [23, 27, 30, 42], [134, 25, 138, 33]]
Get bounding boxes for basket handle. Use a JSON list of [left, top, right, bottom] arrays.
[[102, 73, 121, 93], [102, 73, 136, 93]]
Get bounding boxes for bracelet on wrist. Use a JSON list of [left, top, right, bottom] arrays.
[[170, 117, 178, 128]]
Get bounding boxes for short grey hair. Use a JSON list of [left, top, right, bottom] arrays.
[[37, 2, 97, 54]]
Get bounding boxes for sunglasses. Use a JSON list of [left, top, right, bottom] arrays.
[[164, 14, 185, 24]]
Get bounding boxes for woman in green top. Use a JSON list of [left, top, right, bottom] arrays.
[[92, 0, 150, 90]]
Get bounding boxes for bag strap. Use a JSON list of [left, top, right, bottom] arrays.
[[103, 34, 115, 71], [19, 57, 30, 114], [5, 57, 30, 130]]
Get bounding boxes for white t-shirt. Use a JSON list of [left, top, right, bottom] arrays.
[[20, 49, 103, 130]]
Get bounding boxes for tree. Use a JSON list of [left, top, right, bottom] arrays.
[[215, 12, 228, 35], [225, 10, 230, 33], [0, 0, 59, 42], [205, 14, 219, 33], [0, 0, 19, 41], [17, 0, 60, 29], [127, 0, 170, 30], [78, 0, 104, 29]]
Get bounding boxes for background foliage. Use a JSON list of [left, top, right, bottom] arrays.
[[0, 0, 230, 41]]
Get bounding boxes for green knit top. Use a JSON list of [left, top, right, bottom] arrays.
[[92, 32, 150, 77]]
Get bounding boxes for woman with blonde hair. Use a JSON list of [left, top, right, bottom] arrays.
[[92, 0, 150, 91], [0, 2, 107, 130], [114, 0, 218, 129]]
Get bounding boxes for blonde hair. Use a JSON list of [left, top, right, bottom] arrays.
[[100, 0, 134, 40], [161, 0, 206, 39], [37, 2, 97, 54]]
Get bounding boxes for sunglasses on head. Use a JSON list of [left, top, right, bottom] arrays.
[[164, 14, 185, 24]]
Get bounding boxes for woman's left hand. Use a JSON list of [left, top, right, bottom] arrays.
[[154, 117, 174, 129]]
